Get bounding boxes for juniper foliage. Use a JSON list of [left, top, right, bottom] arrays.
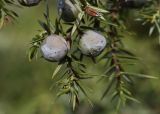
[[0, 0, 159, 112]]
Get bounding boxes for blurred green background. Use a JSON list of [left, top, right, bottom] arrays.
[[0, 1, 160, 114]]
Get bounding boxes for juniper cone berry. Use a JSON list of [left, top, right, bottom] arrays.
[[121, 0, 148, 8], [79, 30, 107, 57], [57, 0, 79, 22], [18, 0, 41, 7], [40, 34, 69, 62]]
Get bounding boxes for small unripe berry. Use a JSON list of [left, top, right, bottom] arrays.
[[57, 0, 79, 22], [40, 34, 69, 62], [121, 0, 149, 8], [79, 30, 107, 57], [19, 0, 41, 7]]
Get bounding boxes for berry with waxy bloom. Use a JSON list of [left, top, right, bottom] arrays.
[[18, 0, 41, 7], [40, 34, 69, 62], [57, 0, 79, 22], [79, 30, 107, 57]]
